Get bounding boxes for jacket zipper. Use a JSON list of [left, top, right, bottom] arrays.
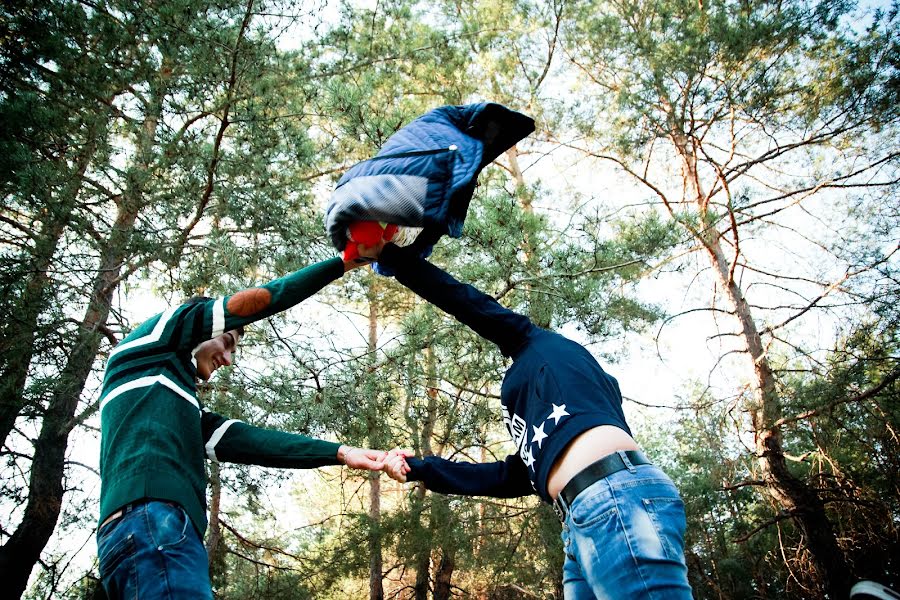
[[367, 145, 459, 162]]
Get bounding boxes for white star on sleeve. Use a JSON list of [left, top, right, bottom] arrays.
[[523, 446, 536, 470], [532, 422, 548, 449], [548, 403, 569, 425]]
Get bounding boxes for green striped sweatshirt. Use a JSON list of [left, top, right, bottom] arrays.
[[99, 257, 345, 536]]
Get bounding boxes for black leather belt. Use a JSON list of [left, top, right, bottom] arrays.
[[552, 450, 652, 522], [99, 499, 178, 530]]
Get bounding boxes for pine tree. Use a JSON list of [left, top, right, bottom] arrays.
[[560, 0, 899, 595]]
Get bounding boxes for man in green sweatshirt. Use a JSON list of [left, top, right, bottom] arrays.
[[96, 251, 390, 599]]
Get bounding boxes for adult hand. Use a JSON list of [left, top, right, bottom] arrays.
[[383, 448, 414, 483], [338, 446, 387, 471], [342, 239, 386, 272], [357, 240, 386, 261]]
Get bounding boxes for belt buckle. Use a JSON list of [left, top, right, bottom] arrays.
[[552, 498, 567, 523]]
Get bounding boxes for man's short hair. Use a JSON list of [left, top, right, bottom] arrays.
[[184, 295, 245, 338]]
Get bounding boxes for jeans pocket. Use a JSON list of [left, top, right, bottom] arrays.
[[98, 530, 136, 581], [568, 482, 617, 529], [570, 502, 618, 530], [146, 502, 189, 550], [639, 496, 687, 560]]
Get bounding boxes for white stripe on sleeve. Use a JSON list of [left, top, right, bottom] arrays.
[[205, 419, 240, 462], [212, 298, 225, 339]]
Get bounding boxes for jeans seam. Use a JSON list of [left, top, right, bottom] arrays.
[[608, 477, 656, 597], [162, 506, 190, 550], [141, 503, 174, 597], [144, 504, 157, 549], [99, 527, 138, 599], [129, 547, 139, 600], [98, 528, 134, 576]]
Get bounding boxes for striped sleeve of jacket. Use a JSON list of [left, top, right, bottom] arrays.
[[177, 257, 345, 353], [108, 257, 345, 366], [200, 408, 342, 468]]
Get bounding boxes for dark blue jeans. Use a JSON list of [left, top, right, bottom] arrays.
[[97, 500, 212, 599]]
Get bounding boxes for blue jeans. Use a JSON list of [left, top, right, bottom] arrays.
[[560, 464, 692, 599], [97, 500, 212, 600]]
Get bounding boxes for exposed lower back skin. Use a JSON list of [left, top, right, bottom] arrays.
[[547, 425, 641, 500]]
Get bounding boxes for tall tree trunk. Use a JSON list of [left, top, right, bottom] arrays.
[[412, 482, 431, 600], [433, 543, 455, 600], [412, 343, 440, 599], [0, 197, 141, 598], [674, 134, 851, 598], [0, 116, 103, 449], [0, 64, 168, 598], [424, 346, 459, 600], [505, 146, 550, 328], [0, 210, 70, 446], [366, 283, 384, 600], [206, 461, 226, 585], [708, 239, 851, 598], [430, 490, 456, 600], [368, 471, 384, 600]]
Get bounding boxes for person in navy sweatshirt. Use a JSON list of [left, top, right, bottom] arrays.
[[378, 242, 693, 599]]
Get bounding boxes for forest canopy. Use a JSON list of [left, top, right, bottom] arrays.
[[0, 0, 897, 598]]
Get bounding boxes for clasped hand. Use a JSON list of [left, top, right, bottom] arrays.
[[339, 445, 412, 482]]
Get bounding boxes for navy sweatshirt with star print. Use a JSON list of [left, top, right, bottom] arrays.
[[378, 244, 633, 504]]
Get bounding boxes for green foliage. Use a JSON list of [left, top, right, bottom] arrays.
[[640, 312, 900, 598], [564, 0, 899, 171], [561, 1, 899, 594], [3, 0, 898, 597]]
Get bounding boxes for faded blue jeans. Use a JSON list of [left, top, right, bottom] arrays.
[[97, 500, 212, 600], [560, 464, 693, 599]]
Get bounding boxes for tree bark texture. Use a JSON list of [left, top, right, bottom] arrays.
[[413, 483, 431, 600], [367, 285, 384, 600], [206, 461, 225, 576], [0, 198, 141, 598], [0, 117, 103, 449], [412, 343, 441, 600], [0, 64, 168, 598], [368, 472, 384, 600], [433, 544, 456, 600], [673, 134, 852, 598]]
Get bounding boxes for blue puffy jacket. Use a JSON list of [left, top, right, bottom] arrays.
[[324, 102, 534, 271]]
